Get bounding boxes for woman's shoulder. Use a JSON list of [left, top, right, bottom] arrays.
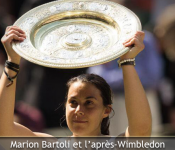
[[34, 132, 54, 137]]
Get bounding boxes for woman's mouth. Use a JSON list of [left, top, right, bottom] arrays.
[[73, 120, 88, 123]]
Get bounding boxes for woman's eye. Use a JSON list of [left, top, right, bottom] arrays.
[[85, 100, 93, 105], [70, 100, 77, 105]]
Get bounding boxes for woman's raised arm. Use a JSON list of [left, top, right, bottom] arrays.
[[120, 31, 152, 136], [0, 26, 52, 137]]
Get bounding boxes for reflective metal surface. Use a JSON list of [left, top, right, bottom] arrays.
[[12, 0, 141, 68]]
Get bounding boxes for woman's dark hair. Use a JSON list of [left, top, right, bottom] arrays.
[[65, 74, 113, 135]]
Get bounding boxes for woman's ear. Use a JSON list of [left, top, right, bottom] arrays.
[[103, 105, 112, 118]]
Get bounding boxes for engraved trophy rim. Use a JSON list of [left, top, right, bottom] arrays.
[[12, 0, 142, 69]]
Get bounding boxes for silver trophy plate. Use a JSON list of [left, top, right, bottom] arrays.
[[12, 0, 141, 68]]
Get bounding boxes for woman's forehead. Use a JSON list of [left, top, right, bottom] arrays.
[[69, 81, 95, 89], [68, 81, 101, 97]]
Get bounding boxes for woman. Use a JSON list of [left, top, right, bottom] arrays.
[[0, 26, 151, 137]]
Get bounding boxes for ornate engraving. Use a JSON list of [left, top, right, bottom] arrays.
[[12, 0, 141, 68]]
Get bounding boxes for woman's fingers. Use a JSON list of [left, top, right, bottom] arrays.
[[123, 32, 145, 49], [123, 31, 145, 45], [6, 30, 26, 38], [6, 26, 25, 34], [120, 31, 145, 60], [1, 26, 24, 63], [124, 37, 144, 51], [137, 31, 145, 41], [7, 34, 25, 42], [2, 33, 25, 44], [2, 34, 25, 47], [2, 26, 26, 44], [123, 38, 136, 47]]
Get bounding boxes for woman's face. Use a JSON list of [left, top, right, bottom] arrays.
[[66, 81, 109, 137]]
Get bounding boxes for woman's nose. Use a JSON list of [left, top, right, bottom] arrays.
[[75, 105, 84, 116]]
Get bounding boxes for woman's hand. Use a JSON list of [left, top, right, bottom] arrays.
[[1, 26, 26, 64], [120, 31, 145, 60], [120, 31, 152, 136]]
